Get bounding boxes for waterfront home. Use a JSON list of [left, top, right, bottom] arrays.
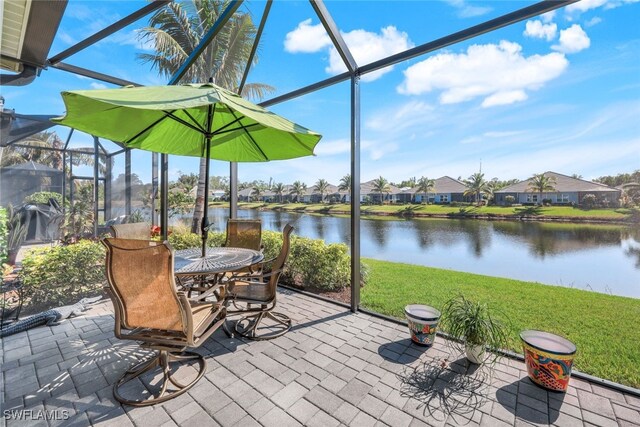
[[413, 176, 470, 204], [494, 171, 622, 207]]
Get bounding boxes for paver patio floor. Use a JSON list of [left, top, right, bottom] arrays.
[[2, 289, 639, 427]]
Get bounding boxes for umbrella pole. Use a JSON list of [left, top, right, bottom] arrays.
[[201, 135, 211, 258]]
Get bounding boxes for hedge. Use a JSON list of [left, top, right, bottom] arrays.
[[20, 240, 106, 308]]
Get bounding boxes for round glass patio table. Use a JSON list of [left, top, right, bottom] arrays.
[[174, 247, 264, 277]]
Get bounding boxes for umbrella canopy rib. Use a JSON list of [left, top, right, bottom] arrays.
[[178, 109, 208, 133], [166, 111, 207, 134], [229, 109, 268, 161], [123, 114, 172, 145]]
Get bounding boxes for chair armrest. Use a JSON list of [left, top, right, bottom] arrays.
[[185, 283, 225, 302]]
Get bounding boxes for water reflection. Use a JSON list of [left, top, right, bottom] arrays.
[[492, 222, 627, 258], [363, 218, 389, 248], [192, 208, 639, 297], [310, 214, 326, 240]]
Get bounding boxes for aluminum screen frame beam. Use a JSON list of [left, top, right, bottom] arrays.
[[359, 0, 579, 76], [259, 0, 575, 108], [48, 0, 171, 65], [51, 62, 140, 87], [310, 0, 357, 73], [350, 74, 361, 312], [168, 0, 244, 85]]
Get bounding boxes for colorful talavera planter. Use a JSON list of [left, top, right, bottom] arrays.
[[520, 330, 577, 392], [405, 305, 441, 346]]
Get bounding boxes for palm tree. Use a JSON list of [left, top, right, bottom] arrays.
[[338, 174, 351, 192], [528, 173, 557, 205], [314, 179, 330, 203], [290, 181, 307, 203], [372, 176, 390, 205], [1, 131, 64, 168], [252, 186, 263, 202], [272, 182, 285, 203], [138, 0, 275, 234], [416, 176, 435, 204], [486, 178, 506, 205], [463, 172, 489, 206]]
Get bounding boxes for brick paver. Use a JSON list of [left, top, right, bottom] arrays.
[[1, 290, 639, 426]]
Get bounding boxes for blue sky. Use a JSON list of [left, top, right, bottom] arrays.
[[2, 0, 639, 186]]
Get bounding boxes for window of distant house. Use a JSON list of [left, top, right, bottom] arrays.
[[526, 194, 538, 203], [558, 194, 569, 203], [441, 195, 449, 202]]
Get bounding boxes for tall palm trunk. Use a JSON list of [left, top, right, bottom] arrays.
[[192, 157, 208, 234]]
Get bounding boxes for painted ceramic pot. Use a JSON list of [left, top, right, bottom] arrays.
[[405, 305, 441, 346], [520, 330, 577, 392]]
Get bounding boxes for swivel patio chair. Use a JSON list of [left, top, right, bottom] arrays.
[[224, 218, 263, 274], [102, 237, 226, 406], [226, 224, 293, 340], [110, 222, 151, 240], [224, 218, 262, 249]]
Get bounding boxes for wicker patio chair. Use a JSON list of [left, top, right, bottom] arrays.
[[102, 237, 226, 406], [226, 224, 293, 340], [110, 222, 151, 240]]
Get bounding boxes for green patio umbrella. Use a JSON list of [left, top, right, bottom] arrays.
[[52, 83, 322, 255]]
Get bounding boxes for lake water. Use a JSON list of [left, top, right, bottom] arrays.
[[184, 208, 640, 298]]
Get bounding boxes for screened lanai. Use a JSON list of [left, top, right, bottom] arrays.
[[1, 0, 578, 311], [2, 0, 640, 423]]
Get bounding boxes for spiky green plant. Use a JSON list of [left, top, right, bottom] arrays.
[[440, 294, 510, 351]]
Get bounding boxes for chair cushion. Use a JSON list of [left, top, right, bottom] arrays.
[[189, 301, 222, 338], [228, 281, 272, 303]]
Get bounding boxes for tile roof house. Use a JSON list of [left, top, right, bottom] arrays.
[[494, 171, 621, 207], [413, 176, 470, 204]]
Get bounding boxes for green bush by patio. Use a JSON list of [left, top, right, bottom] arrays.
[[361, 258, 640, 388], [170, 229, 352, 291], [20, 240, 106, 308]]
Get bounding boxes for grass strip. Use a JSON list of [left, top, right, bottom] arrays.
[[361, 258, 640, 388]]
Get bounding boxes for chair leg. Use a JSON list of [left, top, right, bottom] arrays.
[[113, 349, 205, 407], [234, 310, 291, 341]]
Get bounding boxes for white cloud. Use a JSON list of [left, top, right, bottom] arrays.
[[90, 82, 108, 90], [566, 0, 638, 14], [585, 17, 603, 27], [105, 30, 155, 51], [552, 25, 590, 54], [284, 19, 331, 53], [524, 20, 557, 41], [541, 10, 556, 23], [366, 101, 434, 131], [397, 40, 569, 108], [482, 90, 528, 107], [443, 0, 492, 18], [57, 31, 76, 45], [284, 20, 413, 82]]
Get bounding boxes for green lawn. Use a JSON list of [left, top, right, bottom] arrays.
[[361, 258, 640, 388], [234, 202, 633, 221]]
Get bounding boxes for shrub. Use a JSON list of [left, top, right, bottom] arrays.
[[20, 240, 106, 308], [24, 191, 64, 206], [504, 195, 516, 206], [582, 193, 597, 209], [167, 230, 224, 250], [0, 207, 7, 264], [169, 228, 357, 291]]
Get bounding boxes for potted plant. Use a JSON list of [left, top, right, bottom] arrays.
[[441, 295, 510, 364]]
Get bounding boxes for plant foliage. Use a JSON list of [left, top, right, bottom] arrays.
[[0, 207, 7, 264], [440, 294, 510, 351], [20, 240, 106, 308], [23, 191, 64, 206]]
